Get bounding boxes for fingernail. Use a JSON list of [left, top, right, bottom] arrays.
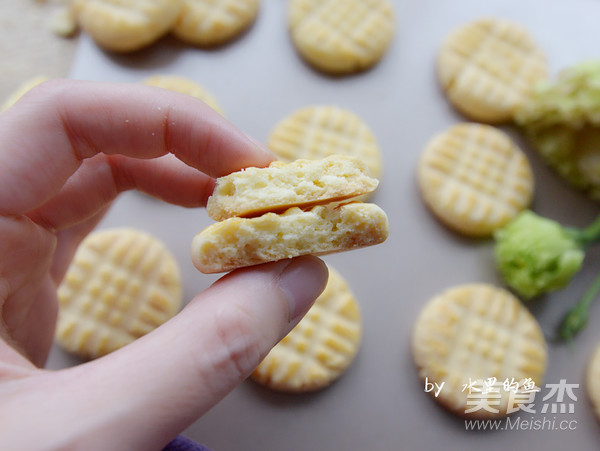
[[278, 256, 329, 321]]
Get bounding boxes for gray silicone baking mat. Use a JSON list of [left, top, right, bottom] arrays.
[[46, 0, 600, 449]]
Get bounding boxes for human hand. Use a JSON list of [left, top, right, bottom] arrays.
[[0, 80, 328, 450]]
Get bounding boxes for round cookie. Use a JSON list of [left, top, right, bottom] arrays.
[[73, 0, 183, 53], [587, 342, 600, 420], [267, 106, 383, 180], [142, 74, 224, 115], [412, 283, 547, 418], [56, 228, 182, 359], [1, 76, 47, 112], [49, 5, 79, 38], [417, 123, 534, 237], [172, 0, 260, 47], [437, 18, 548, 123], [288, 0, 395, 74], [252, 267, 361, 392]]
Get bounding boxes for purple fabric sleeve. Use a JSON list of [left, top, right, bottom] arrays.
[[162, 435, 213, 451]]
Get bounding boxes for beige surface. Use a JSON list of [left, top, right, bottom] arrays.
[[30, 0, 600, 449], [0, 0, 77, 105]]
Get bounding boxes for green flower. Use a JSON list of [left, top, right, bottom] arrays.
[[493, 211, 600, 299], [515, 60, 600, 199]]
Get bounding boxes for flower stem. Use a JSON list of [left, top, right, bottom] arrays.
[[576, 213, 600, 247], [559, 269, 600, 342]]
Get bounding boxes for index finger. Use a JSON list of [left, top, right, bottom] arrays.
[[0, 79, 274, 216]]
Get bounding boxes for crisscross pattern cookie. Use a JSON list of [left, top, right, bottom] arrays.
[[587, 343, 600, 420], [142, 74, 224, 115], [252, 267, 361, 392], [173, 0, 260, 46], [268, 106, 382, 179], [438, 18, 548, 123], [73, 0, 183, 52], [1, 76, 47, 112], [289, 0, 394, 74], [417, 123, 533, 236], [56, 228, 182, 359], [412, 284, 547, 418]]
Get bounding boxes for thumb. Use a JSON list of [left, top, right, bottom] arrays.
[[49, 256, 328, 450]]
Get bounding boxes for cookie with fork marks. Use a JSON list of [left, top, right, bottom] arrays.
[[252, 266, 362, 392], [55, 228, 182, 359]]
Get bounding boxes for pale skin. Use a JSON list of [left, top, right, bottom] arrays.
[[0, 80, 328, 450]]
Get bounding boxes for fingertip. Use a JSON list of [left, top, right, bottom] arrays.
[[213, 256, 328, 323], [277, 256, 329, 321]]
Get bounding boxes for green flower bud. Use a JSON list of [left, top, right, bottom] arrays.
[[515, 60, 600, 199], [494, 211, 585, 299]]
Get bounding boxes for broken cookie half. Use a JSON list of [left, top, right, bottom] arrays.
[[192, 155, 389, 273]]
